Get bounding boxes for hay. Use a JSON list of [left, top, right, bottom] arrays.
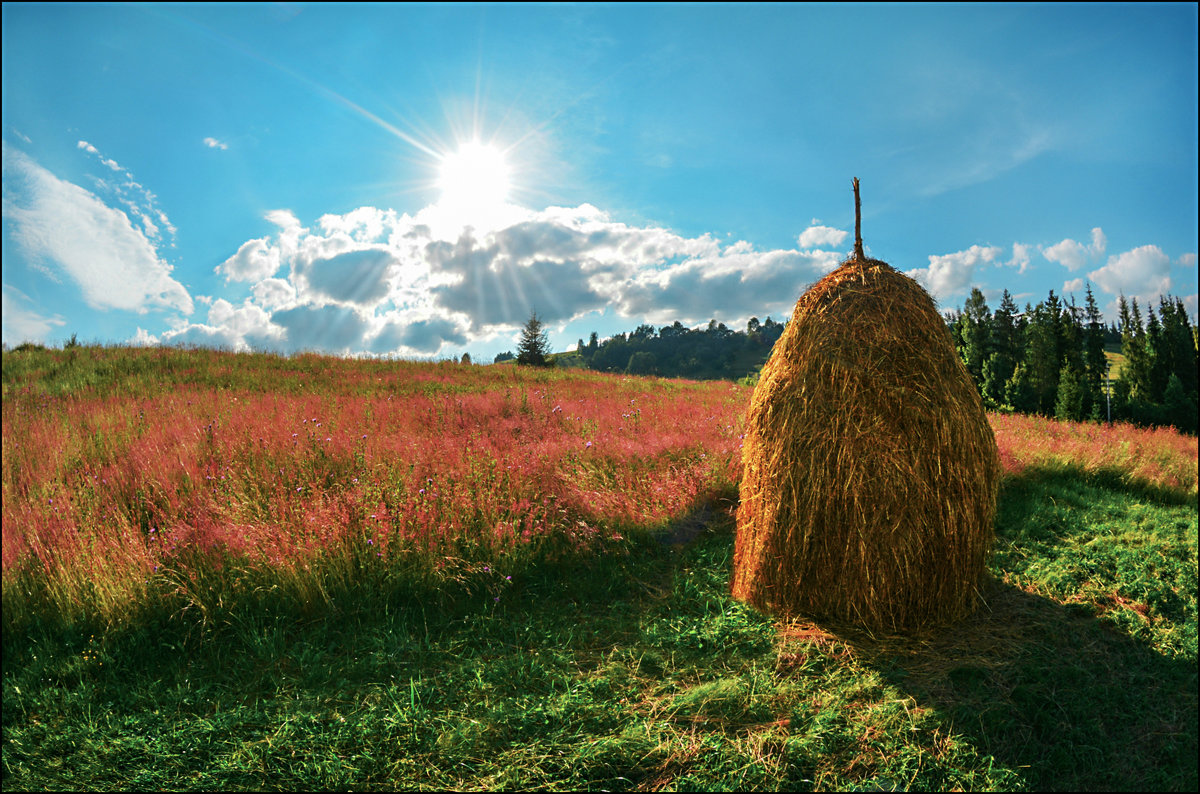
[[732, 180, 999, 632]]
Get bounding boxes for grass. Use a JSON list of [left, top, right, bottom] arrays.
[[2, 345, 1197, 791]]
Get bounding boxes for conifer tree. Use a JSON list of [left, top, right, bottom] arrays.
[[516, 310, 552, 367], [1025, 298, 1061, 415], [1145, 306, 1168, 402], [1117, 295, 1150, 403], [1083, 284, 1108, 418]]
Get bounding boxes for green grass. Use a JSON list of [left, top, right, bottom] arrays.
[[4, 465, 1196, 791]]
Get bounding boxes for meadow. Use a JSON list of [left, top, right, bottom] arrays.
[[3, 344, 1197, 791]]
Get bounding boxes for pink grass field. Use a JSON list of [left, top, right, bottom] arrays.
[[2, 353, 1196, 627]]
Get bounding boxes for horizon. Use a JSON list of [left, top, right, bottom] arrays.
[[3, 3, 1197, 361]]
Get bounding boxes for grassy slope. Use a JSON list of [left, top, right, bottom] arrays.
[[2, 346, 1196, 791]]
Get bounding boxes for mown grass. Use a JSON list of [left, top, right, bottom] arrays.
[[3, 345, 1197, 791]]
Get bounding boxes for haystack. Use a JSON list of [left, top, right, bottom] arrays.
[[732, 179, 999, 632]]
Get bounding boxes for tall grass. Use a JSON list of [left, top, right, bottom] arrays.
[[3, 345, 745, 635]]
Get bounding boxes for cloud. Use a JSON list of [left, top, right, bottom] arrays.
[[797, 224, 848, 250], [1042, 227, 1106, 271], [2, 284, 67, 347], [216, 237, 281, 283], [1179, 253, 1197, 269], [1088, 245, 1172, 303], [2, 142, 193, 315], [303, 248, 396, 305], [270, 303, 370, 354], [129, 327, 159, 346], [1008, 243, 1032, 274], [250, 278, 296, 311], [203, 137, 229, 150], [905, 245, 1003, 301], [75, 139, 177, 243], [369, 316, 468, 354], [1062, 278, 1085, 294], [165, 201, 847, 356]]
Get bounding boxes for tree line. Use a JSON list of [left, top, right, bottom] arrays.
[[494, 314, 786, 381], [947, 286, 1197, 433], [495, 287, 1198, 435]]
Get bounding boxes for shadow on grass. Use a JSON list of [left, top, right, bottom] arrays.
[[822, 580, 1197, 792], [2, 489, 770, 790], [802, 464, 1199, 792]]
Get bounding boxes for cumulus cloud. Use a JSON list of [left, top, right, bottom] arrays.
[[270, 303, 371, 354], [203, 137, 229, 150], [1008, 243, 1032, 274], [905, 245, 1003, 301], [2, 284, 67, 347], [369, 315, 468, 354], [1062, 278, 1085, 294], [1043, 227, 1107, 271], [303, 248, 396, 305], [216, 237, 281, 283], [2, 142, 193, 315], [251, 278, 296, 311], [1178, 253, 1197, 269], [164, 201, 846, 357], [797, 224, 848, 250], [1088, 245, 1172, 303]]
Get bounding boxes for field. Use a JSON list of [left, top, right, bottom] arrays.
[[3, 345, 1197, 791]]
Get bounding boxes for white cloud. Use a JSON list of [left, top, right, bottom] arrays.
[[203, 137, 229, 150], [905, 245, 1003, 301], [1042, 227, 1106, 271], [1062, 278, 1085, 294], [1088, 244, 1172, 303], [215, 237, 281, 283], [1, 284, 67, 347], [2, 143, 193, 315], [129, 327, 159, 346], [75, 139, 178, 246], [251, 278, 296, 311], [797, 224, 848, 250], [1178, 253, 1197, 269], [1008, 243, 1032, 274], [168, 202, 844, 356]]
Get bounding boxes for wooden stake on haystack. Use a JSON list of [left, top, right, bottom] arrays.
[[852, 177, 865, 262]]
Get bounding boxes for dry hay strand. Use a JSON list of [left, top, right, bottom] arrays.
[[732, 183, 999, 632]]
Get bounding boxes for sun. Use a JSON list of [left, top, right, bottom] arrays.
[[436, 140, 511, 214]]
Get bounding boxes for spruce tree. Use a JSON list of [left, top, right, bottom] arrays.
[[1083, 284, 1108, 418], [1145, 306, 1168, 402], [957, 288, 992, 391], [516, 310, 552, 367], [1025, 299, 1060, 415]]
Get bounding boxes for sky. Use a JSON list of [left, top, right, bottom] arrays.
[[3, 3, 1197, 360]]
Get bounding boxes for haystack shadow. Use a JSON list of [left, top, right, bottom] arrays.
[[780, 465, 1198, 791]]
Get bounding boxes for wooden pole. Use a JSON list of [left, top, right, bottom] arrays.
[[853, 177, 865, 261]]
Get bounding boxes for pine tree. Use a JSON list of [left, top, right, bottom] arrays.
[[516, 310, 552, 367]]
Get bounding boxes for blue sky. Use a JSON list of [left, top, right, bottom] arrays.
[[3, 3, 1197, 359]]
